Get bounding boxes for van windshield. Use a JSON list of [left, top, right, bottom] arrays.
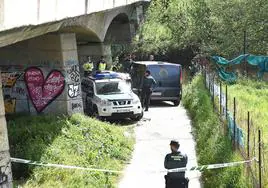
[[148, 64, 180, 87], [95, 80, 131, 95]]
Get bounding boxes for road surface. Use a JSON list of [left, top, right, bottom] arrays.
[[119, 102, 202, 188]]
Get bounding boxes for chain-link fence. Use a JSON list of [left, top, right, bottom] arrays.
[[204, 70, 265, 188]]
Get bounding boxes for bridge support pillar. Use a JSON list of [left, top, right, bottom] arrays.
[[0, 74, 13, 188], [0, 33, 83, 115]]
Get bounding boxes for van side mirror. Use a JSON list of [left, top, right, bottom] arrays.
[[158, 81, 162, 87]]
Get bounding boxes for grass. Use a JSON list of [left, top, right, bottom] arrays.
[[7, 114, 134, 188], [224, 78, 268, 187], [183, 74, 249, 188]]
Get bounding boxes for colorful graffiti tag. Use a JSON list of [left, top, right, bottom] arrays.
[[24, 67, 65, 113], [1, 72, 22, 87], [1, 72, 23, 113]]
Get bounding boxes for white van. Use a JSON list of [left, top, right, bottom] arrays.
[[81, 71, 143, 121]]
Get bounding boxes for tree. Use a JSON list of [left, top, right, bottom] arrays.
[[135, 0, 268, 58]]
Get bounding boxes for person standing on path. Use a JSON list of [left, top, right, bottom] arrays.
[[140, 70, 156, 111], [164, 140, 189, 188]]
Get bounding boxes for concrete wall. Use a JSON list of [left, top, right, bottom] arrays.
[[0, 0, 149, 31], [0, 33, 83, 115], [0, 73, 12, 188]]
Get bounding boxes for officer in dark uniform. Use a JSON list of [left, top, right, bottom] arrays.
[[164, 140, 189, 188], [140, 70, 156, 111]]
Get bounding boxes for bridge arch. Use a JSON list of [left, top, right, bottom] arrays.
[[104, 13, 132, 44]]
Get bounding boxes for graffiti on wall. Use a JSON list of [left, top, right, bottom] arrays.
[[1, 72, 24, 113], [0, 164, 9, 185], [67, 65, 80, 82], [1, 72, 22, 87], [24, 67, 65, 113], [67, 65, 80, 98], [71, 101, 83, 111], [68, 84, 79, 98], [0, 155, 11, 186]]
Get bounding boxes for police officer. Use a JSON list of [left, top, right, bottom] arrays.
[[123, 54, 134, 73], [83, 56, 94, 77], [140, 70, 156, 111], [96, 56, 107, 71], [112, 56, 122, 71], [164, 140, 189, 188]]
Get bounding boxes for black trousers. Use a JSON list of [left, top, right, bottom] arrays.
[[165, 175, 189, 188], [141, 88, 152, 110]]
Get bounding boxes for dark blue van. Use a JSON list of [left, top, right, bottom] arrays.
[[130, 61, 182, 106]]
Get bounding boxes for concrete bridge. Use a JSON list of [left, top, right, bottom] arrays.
[[0, 0, 149, 115], [0, 1, 150, 187]]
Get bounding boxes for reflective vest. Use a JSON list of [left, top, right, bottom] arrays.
[[83, 62, 93, 71], [99, 62, 106, 71]]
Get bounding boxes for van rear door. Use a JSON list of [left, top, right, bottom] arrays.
[[148, 64, 181, 101]]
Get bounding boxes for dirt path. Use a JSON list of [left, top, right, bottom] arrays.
[[119, 102, 201, 188]]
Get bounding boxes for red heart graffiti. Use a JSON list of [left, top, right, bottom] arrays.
[[24, 67, 65, 113]]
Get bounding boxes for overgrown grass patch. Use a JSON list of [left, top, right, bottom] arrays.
[[225, 78, 268, 187], [7, 114, 134, 188], [183, 74, 249, 188]]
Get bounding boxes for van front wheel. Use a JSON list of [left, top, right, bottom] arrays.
[[173, 100, 180, 106]]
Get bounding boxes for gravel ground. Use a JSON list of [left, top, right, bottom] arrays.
[[119, 102, 202, 188]]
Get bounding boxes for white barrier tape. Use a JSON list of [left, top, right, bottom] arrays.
[[11, 157, 256, 174], [11, 158, 123, 174], [165, 158, 256, 173]]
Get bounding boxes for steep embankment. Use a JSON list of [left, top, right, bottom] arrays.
[[182, 75, 248, 188], [7, 114, 134, 188]]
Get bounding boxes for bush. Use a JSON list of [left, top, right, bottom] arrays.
[[7, 114, 134, 187], [183, 74, 248, 188]]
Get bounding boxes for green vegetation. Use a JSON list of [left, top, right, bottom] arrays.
[[7, 114, 134, 188], [183, 75, 249, 187], [136, 0, 267, 57], [225, 79, 268, 186]]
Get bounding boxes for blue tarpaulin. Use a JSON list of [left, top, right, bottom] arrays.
[[211, 54, 268, 82]]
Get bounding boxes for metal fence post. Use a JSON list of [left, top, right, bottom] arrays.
[[220, 82, 222, 115], [258, 129, 262, 188], [233, 97, 236, 149], [204, 70, 207, 87], [208, 73, 210, 91], [212, 77, 215, 110], [225, 85, 228, 119], [247, 111, 250, 159]]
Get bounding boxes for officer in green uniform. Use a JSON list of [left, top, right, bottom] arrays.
[[140, 70, 156, 111], [164, 140, 189, 188], [83, 56, 93, 77]]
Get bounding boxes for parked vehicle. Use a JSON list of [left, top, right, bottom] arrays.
[[130, 61, 182, 106], [81, 71, 143, 121]]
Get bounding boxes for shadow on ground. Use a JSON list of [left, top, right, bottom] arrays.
[[150, 101, 176, 108]]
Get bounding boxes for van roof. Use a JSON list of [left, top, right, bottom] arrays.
[[133, 61, 181, 66]]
